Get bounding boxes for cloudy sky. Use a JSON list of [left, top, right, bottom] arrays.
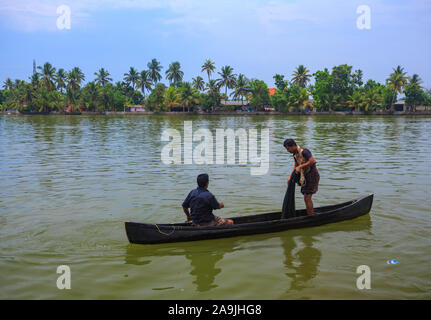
[[1, 0, 430, 88]]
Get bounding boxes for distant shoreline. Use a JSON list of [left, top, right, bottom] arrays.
[[3, 110, 431, 116]]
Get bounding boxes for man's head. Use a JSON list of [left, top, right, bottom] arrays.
[[283, 138, 298, 154], [197, 173, 209, 189]]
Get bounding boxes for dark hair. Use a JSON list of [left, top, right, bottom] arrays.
[[197, 173, 209, 188], [283, 139, 296, 147]]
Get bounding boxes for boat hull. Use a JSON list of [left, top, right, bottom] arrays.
[[125, 194, 373, 244]]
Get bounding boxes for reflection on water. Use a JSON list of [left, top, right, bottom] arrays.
[[283, 236, 322, 291], [123, 214, 372, 295], [186, 246, 234, 292]]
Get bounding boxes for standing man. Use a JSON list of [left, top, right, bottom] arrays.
[[283, 139, 320, 216]]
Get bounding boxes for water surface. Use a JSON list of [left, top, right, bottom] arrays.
[[1, 114, 430, 299]]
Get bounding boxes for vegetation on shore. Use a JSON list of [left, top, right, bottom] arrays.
[[1, 60, 430, 114]]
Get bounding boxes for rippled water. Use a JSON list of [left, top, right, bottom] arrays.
[[1, 114, 430, 299]]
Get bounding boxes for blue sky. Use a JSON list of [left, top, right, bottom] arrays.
[[1, 0, 430, 89]]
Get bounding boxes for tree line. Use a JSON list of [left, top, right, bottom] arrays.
[[1, 59, 430, 113]]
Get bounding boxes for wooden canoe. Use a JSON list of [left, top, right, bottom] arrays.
[[125, 194, 373, 244]]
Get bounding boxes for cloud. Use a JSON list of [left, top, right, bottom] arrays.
[[1, 0, 430, 33]]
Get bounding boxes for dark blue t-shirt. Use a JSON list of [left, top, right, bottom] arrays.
[[182, 187, 220, 223]]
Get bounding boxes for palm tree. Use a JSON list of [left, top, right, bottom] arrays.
[[362, 88, 382, 112], [180, 82, 198, 112], [66, 67, 85, 108], [217, 65, 236, 97], [165, 61, 184, 87], [206, 79, 219, 94], [3, 78, 13, 90], [29, 73, 40, 89], [81, 82, 99, 111], [147, 59, 163, 84], [409, 74, 423, 88], [386, 65, 408, 111], [201, 59, 216, 82], [138, 70, 153, 97], [205, 79, 221, 112], [37, 62, 57, 91], [56, 68, 67, 92], [297, 87, 310, 111], [124, 67, 139, 89], [95, 68, 113, 87], [347, 90, 364, 112], [231, 74, 249, 106], [67, 67, 85, 91], [291, 65, 311, 88], [164, 86, 180, 111], [192, 76, 205, 91], [21, 83, 37, 110]]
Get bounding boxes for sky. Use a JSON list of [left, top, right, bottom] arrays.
[[1, 0, 430, 89]]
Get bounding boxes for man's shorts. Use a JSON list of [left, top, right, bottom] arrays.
[[301, 169, 320, 195], [197, 215, 231, 226]]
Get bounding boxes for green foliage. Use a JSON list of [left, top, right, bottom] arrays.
[[271, 91, 288, 112], [404, 82, 425, 112], [147, 83, 166, 111], [2, 62, 428, 115], [166, 62, 184, 87], [248, 80, 270, 108], [273, 74, 287, 91]]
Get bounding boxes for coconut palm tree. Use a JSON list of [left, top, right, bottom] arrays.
[[37, 62, 57, 91], [217, 65, 236, 97], [362, 87, 382, 113], [409, 74, 423, 88], [123, 67, 139, 89], [291, 65, 311, 88], [56, 68, 67, 92], [95, 68, 113, 87], [147, 59, 163, 84], [164, 86, 180, 111], [29, 72, 40, 89], [19, 83, 37, 110], [231, 74, 249, 105], [201, 59, 216, 82], [67, 67, 85, 92], [2, 78, 13, 90], [386, 65, 408, 111], [165, 61, 184, 87], [206, 79, 219, 94], [138, 70, 153, 97], [66, 67, 85, 108], [180, 82, 198, 112], [192, 76, 205, 91], [80, 81, 98, 111], [347, 89, 364, 112]]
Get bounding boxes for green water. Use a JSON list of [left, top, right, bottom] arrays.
[[1, 114, 430, 299]]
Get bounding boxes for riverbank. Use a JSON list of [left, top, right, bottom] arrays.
[[4, 110, 431, 116]]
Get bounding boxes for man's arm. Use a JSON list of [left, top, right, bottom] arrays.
[[209, 195, 224, 209], [295, 157, 316, 172], [182, 207, 192, 221], [182, 192, 192, 221]]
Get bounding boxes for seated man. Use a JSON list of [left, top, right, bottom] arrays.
[[182, 173, 234, 226]]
